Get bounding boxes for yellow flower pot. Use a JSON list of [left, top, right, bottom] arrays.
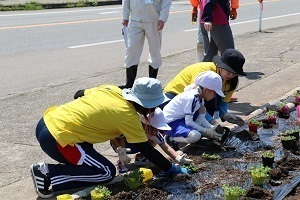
[[56, 194, 72, 200], [139, 168, 153, 182]]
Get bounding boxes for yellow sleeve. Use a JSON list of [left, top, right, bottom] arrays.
[[119, 117, 148, 144]]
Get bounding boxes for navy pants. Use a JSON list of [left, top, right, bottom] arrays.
[[35, 118, 116, 191]]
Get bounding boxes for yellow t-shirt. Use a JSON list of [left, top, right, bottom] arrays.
[[164, 62, 234, 102], [43, 85, 147, 147]]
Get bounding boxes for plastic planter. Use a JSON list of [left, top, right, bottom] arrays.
[[281, 139, 295, 150], [268, 116, 277, 125], [251, 176, 266, 186], [262, 157, 274, 168], [225, 194, 239, 200], [248, 123, 258, 133]]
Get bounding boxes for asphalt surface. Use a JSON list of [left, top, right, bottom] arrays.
[[1, 1, 300, 200]]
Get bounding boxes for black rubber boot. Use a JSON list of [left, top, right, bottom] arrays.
[[149, 65, 158, 79], [118, 65, 138, 89]]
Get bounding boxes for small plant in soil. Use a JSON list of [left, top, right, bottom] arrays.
[[248, 119, 263, 133], [249, 164, 271, 186], [123, 169, 144, 189], [181, 163, 199, 174], [294, 90, 300, 102], [266, 110, 277, 124], [90, 186, 111, 200], [280, 135, 296, 150], [222, 184, 246, 200], [283, 129, 300, 141], [261, 150, 276, 168], [202, 152, 220, 160], [278, 102, 289, 114]]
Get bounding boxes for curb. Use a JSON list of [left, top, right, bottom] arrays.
[[246, 86, 300, 120]]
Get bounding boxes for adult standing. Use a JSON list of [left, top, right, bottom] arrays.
[[119, 0, 172, 89], [201, 0, 239, 62], [30, 77, 187, 199]]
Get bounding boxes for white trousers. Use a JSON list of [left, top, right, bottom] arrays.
[[124, 20, 162, 69]]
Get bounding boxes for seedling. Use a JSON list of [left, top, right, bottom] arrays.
[[202, 153, 220, 160], [261, 150, 275, 158], [249, 164, 271, 178], [248, 118, 263, 126], [90, 186, 111, 200], [222, 184, 246, 197], [281, 135, 296, 141], [123, 169, 144, 189], [266, 110, 277, 117], [181, 164, 199, 173]]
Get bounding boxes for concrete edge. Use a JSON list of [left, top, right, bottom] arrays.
[[246, 86, 300, 120]]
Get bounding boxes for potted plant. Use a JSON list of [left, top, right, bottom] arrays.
[[90, 186, 111, 200], [266, 110, 277, 125], [284, 129, 299, 141], [281, 135, 296, 150], [294, 90, 300, 103], [181, 164, 199, 174], [222, 184, 246, 200], [123, 169, 144, 189], [278, 102, 289, 114], [248, 118, 262, 133], [202, 153, 220, 160], [249, 164, 271, 186], [261, 150, 275, 168]]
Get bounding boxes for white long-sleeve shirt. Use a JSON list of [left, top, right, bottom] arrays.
[[122, 0, 172, 23]]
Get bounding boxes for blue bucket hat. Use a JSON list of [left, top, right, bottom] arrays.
[[122, 77, 169, 108]]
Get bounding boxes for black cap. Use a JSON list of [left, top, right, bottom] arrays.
[[213, 49, 246, 76]]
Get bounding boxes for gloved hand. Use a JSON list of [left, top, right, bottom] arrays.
[[230, 8, 237, 20], [116, 147, 131, 163], [175, 154, 193, 164], [205, 126, 222, 139], [223, 113, 245, 126], [192, 7, 198, 23], [163, 163, 188, 175]]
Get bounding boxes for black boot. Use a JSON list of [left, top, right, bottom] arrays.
[[149, 65, 158, 79], [118, 65, 138, 89]]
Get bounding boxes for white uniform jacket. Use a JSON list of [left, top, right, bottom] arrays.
[[122, 0, 172, 23]]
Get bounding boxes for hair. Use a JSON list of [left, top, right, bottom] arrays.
[[224, 76, 238, 95], [130, 101, 156, 120]]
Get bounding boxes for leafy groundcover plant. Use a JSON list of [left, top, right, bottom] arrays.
[[266, 110, 277, 124], [90, 186, 111, 200], [248, 119, 263, 133], [123, 169, 144, 189], [202, 153, 220, 160], [222, 184, 246, 200], [249, 164, 271, 186], [261, 150, 275, 168]]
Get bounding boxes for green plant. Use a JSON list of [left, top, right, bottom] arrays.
[[261, 150, 275, 158], [249, 164, 271, 178], [281, 135, 296, 141], [24, 1, 43, 10], [181, 164, 199, 173], [284, 129, 300, 135], [123, 169, 144, 188], [294, 90, 300, 96], [222, 184, 246, 196], [202, 153, 220, 160], [278, 102, 287, 109], [266, 110, 277, 117], [248, 118, 263, 126], [93, 186, 111, 197]]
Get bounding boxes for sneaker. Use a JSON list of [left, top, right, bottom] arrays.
[[116, 160, 128, 173], [165, 135, 179, 151], [134, 155, 152, 166], [30, 162, 53, 198]]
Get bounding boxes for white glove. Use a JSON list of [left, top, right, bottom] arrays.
[[223, 113, 245, 126], [205, 126, 222, 139], [175, 154, 193, 164], [116, 147, 131, 163]]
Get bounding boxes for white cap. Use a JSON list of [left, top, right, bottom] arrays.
[[194, 71, 225, 97], [140, 108, 171, 131]]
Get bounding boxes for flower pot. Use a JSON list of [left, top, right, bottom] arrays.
[[281, 139, 295, 150], [90, 190, 105, 200], [280, 105, 289, 114], [291, 132, 299, 141], [251, 176, 266, 186], [56, 194, 72, 200], [139, 168, 153, 182], [295, 95, 300, 103], [248, 123, 258, 133], [262, 157, 275, 168], [268, 116, 277, 125], [225, 194, 239, 200], [125, 178, 141, 189]]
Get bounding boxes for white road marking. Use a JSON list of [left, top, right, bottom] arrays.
[[68, 39, 124, 49], [99, 11, 119, 15]]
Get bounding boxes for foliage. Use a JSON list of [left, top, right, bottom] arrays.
[[222, 184, 246, 196], [284, 128, 300, 135], [181, 164, 199, 173], [249, 164, 271, 178], [266, 110, 277, 117], [24, 1, 42, 10], [248, 118, 263, 126], [278, 102, 287, 109], [281, 135, 296, 141], [261, 150, 275, 158], [93, 186, 111, 197], [202, 153, 220, 160], [294, 90, 300, 96], [124, 169, 144, 183]]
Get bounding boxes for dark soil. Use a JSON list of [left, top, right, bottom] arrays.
[[276, 157, 300, 171], [235, 130, 259, 141], [277, 110, 290, 119], [269, 167, 289, 180], [139, 187, 168, 200], [261, 119, 275, 129], [242, 186, 273, 200]]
